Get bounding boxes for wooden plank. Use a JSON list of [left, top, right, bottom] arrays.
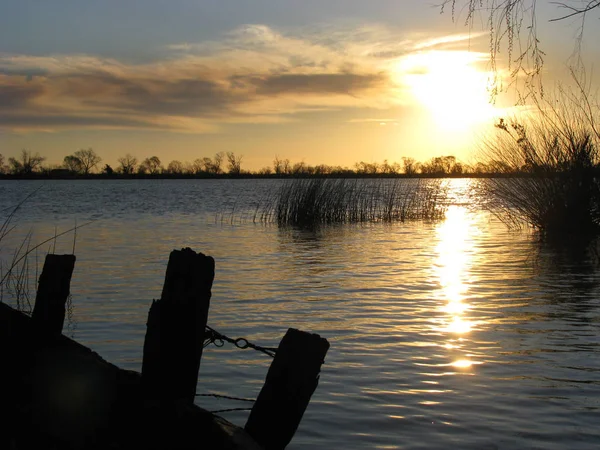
[[141, 248, 215, 403], [244, 328, 330, 450], [31, 253, 76, 335]]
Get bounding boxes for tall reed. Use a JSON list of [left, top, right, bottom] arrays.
[[0, 192, 89, 313], [479, 86, 600, 237], [0, 191, 39, 311], [260, 178, 446, 227]]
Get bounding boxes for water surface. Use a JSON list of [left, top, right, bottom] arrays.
[[1, 179, 599, 449]]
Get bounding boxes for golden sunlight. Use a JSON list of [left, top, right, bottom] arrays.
[[452, 359, 473, 369], [435, 205, 471, 318], [434, 200, 492, 372], [434, 203, 481, 369], [396, 51, 499, 132]]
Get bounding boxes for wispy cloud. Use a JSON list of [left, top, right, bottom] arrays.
[[413, 32, 486, 50], [0, 24, 487, 133]]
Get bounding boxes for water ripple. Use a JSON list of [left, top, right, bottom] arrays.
[[1, 179, 600, 449]]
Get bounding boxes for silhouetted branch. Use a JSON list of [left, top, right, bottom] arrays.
[[549, 1, 600, 21]]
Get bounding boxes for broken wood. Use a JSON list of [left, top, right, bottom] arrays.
[[1, 247, 328, 449], [31, 253, 76, 335], [0, 301, 262, 450], [245, 328, 330, 450], [141, 248, 215, 403]]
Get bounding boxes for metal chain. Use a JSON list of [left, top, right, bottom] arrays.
[[203, 325, 277, 357], [199, 327, 276, 414]]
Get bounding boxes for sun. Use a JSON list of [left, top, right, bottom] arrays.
[[396, 51, 499, 132]]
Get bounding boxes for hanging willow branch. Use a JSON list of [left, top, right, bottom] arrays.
[[440, 0, 599, 99]]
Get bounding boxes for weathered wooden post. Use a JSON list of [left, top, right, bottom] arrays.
[[244, 328, 330, 450], [31, 254, 76, 335], [141, 248, 215, 403]]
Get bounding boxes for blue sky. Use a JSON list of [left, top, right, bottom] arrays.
[[1, 1, 598, 171], [1, 1, 439, 56]]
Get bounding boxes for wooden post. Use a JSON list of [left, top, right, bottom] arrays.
[[31, 254, 76, 335], [244, 328, 330, 450], [141, 248, 215, 403], [0, 301, 264, 450]]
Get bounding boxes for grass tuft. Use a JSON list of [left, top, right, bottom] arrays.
[[0, 191, 91, 313], [259, 178, 446, 227], [478, 85, 600, 238]]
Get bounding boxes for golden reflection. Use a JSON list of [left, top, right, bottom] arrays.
[[434, 202, 481, 370], [452, 359, 474, 369], [436, 205, 471, 326], [447, 317, 472, 334]]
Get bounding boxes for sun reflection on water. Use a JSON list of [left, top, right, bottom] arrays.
[[452, 359, 474, 369], [434, 204, 480, 370]]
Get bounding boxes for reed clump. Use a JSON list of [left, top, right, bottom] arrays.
[[1, 191, 86, 313], [260, 178, 446, 227], [479, 87, 600, 238]]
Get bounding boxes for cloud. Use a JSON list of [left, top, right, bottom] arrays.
[[252, 73, 385, 96], [0, 112, 161, 130], [413, 32, 486, 50], [0, 25, 488, 133], [0, 82, 46, 107]]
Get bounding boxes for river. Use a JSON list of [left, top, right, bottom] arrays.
[[1, 178, 599, 449]]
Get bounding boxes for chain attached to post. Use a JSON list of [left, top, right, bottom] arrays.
[[203, 325, 277, 357]]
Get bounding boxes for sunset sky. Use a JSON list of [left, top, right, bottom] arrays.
[[2, 1, 599, 170]]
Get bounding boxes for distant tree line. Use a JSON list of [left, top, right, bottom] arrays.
[[0, 148, 554, 178], [0, 149, 244, 177]]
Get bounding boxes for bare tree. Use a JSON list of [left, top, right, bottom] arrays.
[[167, 160, 184, 174], [8, 149, 46, 175], [202, 152, 225, 174], [0, 153, 5, 174], [73, 148, 102, 174], [140, 156, 162, 175], [213, 152, 224, 174], [191, 158, 205, 174], [402, 157, 418, 175], [117, 153, 138, 175], [273, 156, 283, 174], [355, 161, 379, 174], [380, 160, 401, 174], [292, 161, 307, 175], [451, 162, 464, 175], [420, 156, 459, 175], [314, 164, 333, 175], [182, 161, 194, 175], [201, 157, 213, 173], [226, 152, 243, 175], [63, 155, 83, 173]]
